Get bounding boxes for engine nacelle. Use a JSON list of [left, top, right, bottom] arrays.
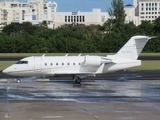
[[83, 56, 101, 66]]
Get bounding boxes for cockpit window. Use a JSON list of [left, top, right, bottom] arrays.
[[16, 61, 28, 64]]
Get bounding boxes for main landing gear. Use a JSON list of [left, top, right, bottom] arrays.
[[73, 76, 81, 84], [75, 78, 81, 84]]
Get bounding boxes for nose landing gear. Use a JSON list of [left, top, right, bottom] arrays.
[[17, 77, 21, 83]]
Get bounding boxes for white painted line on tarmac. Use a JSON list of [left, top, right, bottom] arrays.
[[4, 114, 10, 118], [0, 79, 7, 82], [42, 116, 64, 118]]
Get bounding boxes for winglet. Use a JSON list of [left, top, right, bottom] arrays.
[[78, 53, 81, 56], [65, 54, 68, 56]]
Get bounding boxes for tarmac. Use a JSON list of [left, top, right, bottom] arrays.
[[0, 70, 160, 120]]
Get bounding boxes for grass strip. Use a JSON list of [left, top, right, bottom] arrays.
[[0, 53, 159, 57], [0, 53, 108, 56], [128, 60, 160, 70], [0, 61, 16, 71]]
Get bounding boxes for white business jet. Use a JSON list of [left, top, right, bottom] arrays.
[[3, 36, 153, 83]]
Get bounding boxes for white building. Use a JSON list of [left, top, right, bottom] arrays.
[[0, 0, 109, 29], [0, 0, 57, 28], [4, 0, 160, 29], [138, 0, 160, 24], [134, 0, 140, 7], [124, 4, 139, 26], [44, 1, 57, 21], [52, 9, 109, 28], [125, 0, 160, 26], [0, 1, 30, 25]]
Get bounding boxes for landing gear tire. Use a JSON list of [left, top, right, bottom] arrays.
[[75, 78, 81, 84], [17, 79, 21, 83]]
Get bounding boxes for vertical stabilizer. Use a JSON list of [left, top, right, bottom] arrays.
[[115, 36, 151, 60]]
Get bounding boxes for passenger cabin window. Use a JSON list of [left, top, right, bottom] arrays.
[[62, 63, 64, 65], [16, 61, 28, 64], [73, 63, 75, 65], [56, 63, 58, 66], [67, 63, 70, 65], [51, 63, 53, 66], [45, 63, 47, 66]]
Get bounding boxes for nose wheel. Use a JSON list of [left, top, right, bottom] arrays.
[[17, 79, 21, 83], [17, 77, 21, 83]]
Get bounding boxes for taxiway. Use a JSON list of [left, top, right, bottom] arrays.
[[0, 70, 160, 120]]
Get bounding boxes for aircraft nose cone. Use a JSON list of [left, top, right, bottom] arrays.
[[2, 69, 7, 73], [2, 68, 10, 74], [2, 67, 17, 76]]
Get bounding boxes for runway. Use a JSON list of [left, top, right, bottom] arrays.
[[0, 70, 160, 120]]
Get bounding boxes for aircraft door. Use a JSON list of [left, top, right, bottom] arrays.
[[34, 57, 42, 71]]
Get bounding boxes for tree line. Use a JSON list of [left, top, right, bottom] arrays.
[[0, 0, 160, 53]]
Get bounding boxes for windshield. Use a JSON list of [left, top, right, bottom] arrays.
[[15, 61, 28, 64]]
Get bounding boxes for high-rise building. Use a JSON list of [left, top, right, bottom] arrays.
[[0, 0, 57, 28], [138, 0, 160, 24], [125, 0, 160, 26]]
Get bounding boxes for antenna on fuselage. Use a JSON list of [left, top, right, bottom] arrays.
[[65, 54, 68, 56], [42, 54, 45, 57], [78, 53, 81, 56]]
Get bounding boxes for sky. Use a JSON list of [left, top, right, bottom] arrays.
[[53, 0, 133, 12]]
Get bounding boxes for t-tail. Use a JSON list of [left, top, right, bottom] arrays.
[[113, 36, 152, 60]]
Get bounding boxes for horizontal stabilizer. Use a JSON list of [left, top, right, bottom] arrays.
[[149, 36, 157, 39]]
